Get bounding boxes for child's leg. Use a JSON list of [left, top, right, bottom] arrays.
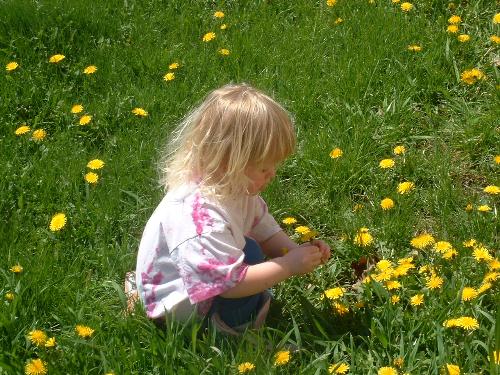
[[210, 237, 267, 328]]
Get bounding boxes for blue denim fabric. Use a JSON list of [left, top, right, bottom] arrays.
[[210, 237, 265, 327]]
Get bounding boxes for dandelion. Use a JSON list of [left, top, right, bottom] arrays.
[[218, 48, 230, 56], [426, 275, 443, 289], [84, 172, 99, 184], [477, 282, 492, 294], [444, 317, 479, 330], [433, 241, 452, 254], [202, 32, 216, 42], [300, 229, 318, 242], [491, 35, 500, 44], [494, 13, 500, 24], [237, 362, 255, 373], [6, 61, 19, 71], [465, 203, 473, 212], [28, 330, 47, 346], [71, 104, 84, 114], [446, 364, 460, 375], [391, 295, 400, 304], [87, 159, 105, 170], [10, 264, 23, 273], [407, 44, 422, 52], [376, 260, 392, 271], [392, 0, 400, 3], [379, 158, 395, 169], [447, 25, 459, 33], [282, 217, 297, 225], [457, 34, 470, 42], [164, 72, 175, 81], [15, 125, 30, 135], [75, 324, 95, 338], [79, 114, 92, 125], [483, 185, 500, 195], [25, 358, 47, 375], [484, 272, 499, 282], [220, 24, 227, 30], [5, 292, 14, 301], [473, 246, 492, 262], [326, 0, 337, 6], [386, 280, 402, 290], [460, 68, 485, 84], [44, 337, 56, 348], [378, 367, 398, 375], [49, 213, 67, 231], [488, 259, 500, 270], [461, 287, 478, 301], [442, 248, 458, 260], [214, 11, 224, 18], [397, 181, 414, 194], [32, 129, 47, 141], [132, 107, 148, 117], [324, 287, 345, 300], [410, 233, 435, 249], [330, 147, 343, 158], [169, 62, 179, 70], [334, 18, 343, 25], [295, 226, 310, 235], [463, 239, 477, 248], [477, 204, 491, 212], [49, 54, 65, 63], [380, 198, 395, 210], [83, 65, 97, 74], [400, 2, 413, 12], [393, 145, 406, 155], [448, 15, 461, 24], [274, 350, 291, 366], [329, 362, 349, 374], [333, 302, 349, 315], [410, 294, 424, 306], [353, 227, 373, 247]]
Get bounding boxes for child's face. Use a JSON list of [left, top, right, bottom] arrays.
[[244, 161, 279, 195]]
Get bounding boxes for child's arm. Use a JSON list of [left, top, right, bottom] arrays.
[[260, 231, 331, 263], [220, 245, 323, 298]]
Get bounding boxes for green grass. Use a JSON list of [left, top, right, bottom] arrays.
[[1, 0, 499, 374]]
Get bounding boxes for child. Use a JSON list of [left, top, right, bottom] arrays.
[[134, 83, 330, 333]]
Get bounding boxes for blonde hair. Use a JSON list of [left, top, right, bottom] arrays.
[[160, 83, 296, 198]]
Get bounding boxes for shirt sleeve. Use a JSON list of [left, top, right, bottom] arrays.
[[176, 229, 249, 304], [249, 196, 282, 243]]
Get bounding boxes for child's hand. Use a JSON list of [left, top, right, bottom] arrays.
[[298, 239, 331, 264], [282, 245, 323, 276]]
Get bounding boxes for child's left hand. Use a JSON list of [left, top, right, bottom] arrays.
[[299, 239, 331, 264]]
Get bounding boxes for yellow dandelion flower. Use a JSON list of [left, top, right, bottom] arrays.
[[385, 280, 402, 290], [380, 198, 395, 210], [426, 275, 443, 289], [237, 362, 255, 373], [461, 287, 478, 301], [407, 44, 422, 52], [433, 241, 452, 254], [132, 107, 148, 117], [75, 324, 95, 338], [44, 337, 56, 348], [6, 61, 19, 71], [214, 11, 224, 18], [79, 114, 92, 125], [483, 185, 500, 195], [168, 62, 179, 70], [49, 213, 67, 232], [488, 259, 500, 270], [379, 158, 395, 169], [25, 358, 47, 375], [442, 249, 458, 260], [15, 125, 30, 135], [393, 263, 414, 277], [398, 256, 414, 265], [447, 25, 459, 33], [465, 203, 473, 212], [477, 204, 491, 212], [391, 295, 400, 304], [446, 364, 460, 375], [83, 65, 97, 74], [397, 181, 414, 194], [87, 159, 105, 170], [410, 233, 435, 249], [295, 225, 310, 235], [334, 17, 343, 25], [484, 272, 499, 282], [282, 217, 297, 225], [49, 54, 65, 63], [164, 72, 175, 81], [220, 24, 227, 30], [32, 129, 47, 141], [71, 104, 84, 114], [410, 294, 424, 306], [491, 35, 500, 44], [457, 34, 470, 42], [202, 32, 216, 42], [353, 227, 373, 247], [373, 270, 393, 282], [460, 68, 485, 84], [218, 48, 230, 56], [463, 239, 477, 248], [330, 147, 343, 158], [324, 287, 345, 300], [274, 350, 291, 366], [378, 367, 398, 375], [28, 330, 47, 346], [456, 316, 479, 330], [392, 0, 400, 3], [328, 362, 349, 374], [5, 291, 15, 301], [300, 229, 318, 242], [10, 264, 23, 273], [493, 13, 500, 24], [84, 172, 99, 184], [400, 2, 413, 12], [327, 0, 337, 6], [393, 145, 406, 155], [333, 302, 349, 315], [377, 260, 392, 271], [477, 282, 492, 294], [473, 246, 492, 262], [448, 15, 462, 24]]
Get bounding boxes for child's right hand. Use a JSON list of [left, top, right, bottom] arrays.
[[282, 245, 323, 276]]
